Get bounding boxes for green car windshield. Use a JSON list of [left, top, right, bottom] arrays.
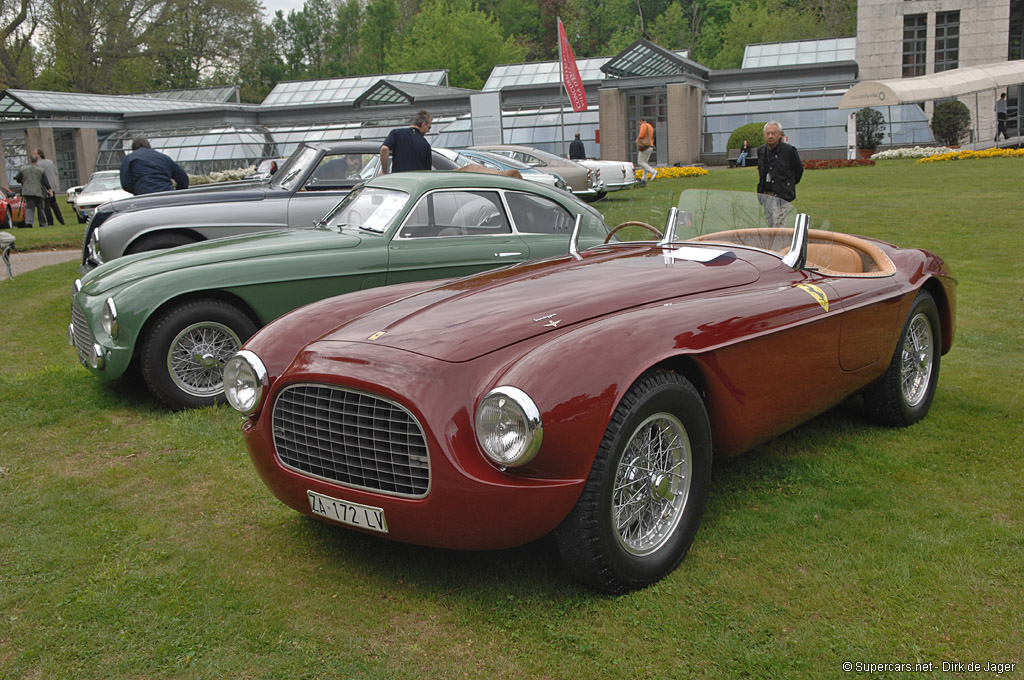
[[323, 186, 410, 234]]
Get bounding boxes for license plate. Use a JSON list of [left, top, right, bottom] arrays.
[[307, 490, 389, 534]]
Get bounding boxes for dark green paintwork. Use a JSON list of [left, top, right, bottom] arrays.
[[72, 171, 610, 382]]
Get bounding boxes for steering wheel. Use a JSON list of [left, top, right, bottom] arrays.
[[604, 221, 663, 244]]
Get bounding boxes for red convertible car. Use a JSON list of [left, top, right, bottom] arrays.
[[227, 190, 957, 593]]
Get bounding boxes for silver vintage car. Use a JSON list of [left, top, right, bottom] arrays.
[[81, 141, 459, 270]]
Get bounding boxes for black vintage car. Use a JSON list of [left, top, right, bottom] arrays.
[[82, 141, 459, 269]]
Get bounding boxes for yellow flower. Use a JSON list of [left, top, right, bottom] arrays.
[[635, 166, 709, 179], [916, 148, 1024, 163]]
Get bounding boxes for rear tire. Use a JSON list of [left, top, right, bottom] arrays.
[[863, 290, 941, 427], [3, 208, 11, 230], [139, 299, 257, 409], [125, 232, 197, 255], [555, 370, 712, 594]]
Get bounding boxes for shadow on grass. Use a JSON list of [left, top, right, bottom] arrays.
[[263, 397, 887, 602]]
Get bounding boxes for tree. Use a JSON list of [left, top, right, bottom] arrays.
[[856, 107, 886, 150], [703, 0, 826, 69], [275, 0, 340, 80], [153, 0, 263, 88], [36, 0, 177, 92], [236, 16, 288, 102], [356, 0, 396, 74], [385, 0, 525, 89], [931, 100, 972, 146], [0, 0, 36, 88]]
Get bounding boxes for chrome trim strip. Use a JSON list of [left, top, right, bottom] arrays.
[[568, 213, 583, 260], [659, 207, 679, 246]]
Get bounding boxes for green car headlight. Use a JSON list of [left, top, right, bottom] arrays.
[[101, 298, 118, 340], [475, 386, 543, 468], [224, 350, 268, 415]]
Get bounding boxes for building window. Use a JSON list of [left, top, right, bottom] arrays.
[[935, 11, 960, 72], [1010, 0, 1023, 60], [903, 14, 927, 77]]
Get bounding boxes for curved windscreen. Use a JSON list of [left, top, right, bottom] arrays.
[[324, 186, 409, 234]]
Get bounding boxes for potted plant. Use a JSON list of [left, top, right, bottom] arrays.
[[856, 107, 886, 158], [930, 100, 972, 147]]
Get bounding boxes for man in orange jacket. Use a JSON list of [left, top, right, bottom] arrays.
[[636, 118, 655, 185]]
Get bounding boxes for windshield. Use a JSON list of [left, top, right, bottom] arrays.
[[673, 189, 832, 265], [83, 176, 122, 193], [272, 146, 318, 190], [323, 186, 409, 234]]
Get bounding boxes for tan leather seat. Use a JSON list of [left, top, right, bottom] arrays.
[[806, 243, 863, 273]]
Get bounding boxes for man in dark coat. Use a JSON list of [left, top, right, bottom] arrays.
[[119, 137, 189, 195], [756, 121, 803, 203], [569, 133, 586, 160], [379, 110, 432, 173]]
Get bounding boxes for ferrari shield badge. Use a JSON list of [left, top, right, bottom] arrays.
[[796, 283, 829, 312]]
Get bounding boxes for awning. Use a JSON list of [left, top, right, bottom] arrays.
[[838, 61, 1024, 108]]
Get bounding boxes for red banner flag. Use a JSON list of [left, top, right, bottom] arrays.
[[558, 19, 588, 113]]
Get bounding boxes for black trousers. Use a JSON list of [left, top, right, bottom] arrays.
[[45, 194, 65, 225], [996, 117, 1008, 141]]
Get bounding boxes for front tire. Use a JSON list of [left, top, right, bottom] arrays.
[[863, 290, 941, 427], [139, 299, 257, 409], [555, 370, 712, 594], [3, 208, 11, 230]]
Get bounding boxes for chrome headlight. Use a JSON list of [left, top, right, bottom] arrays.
[[101, 298, 118, 339], [224, 350, 268, 415], [475, 386, 543, 467], [553, 173, 568, 190]]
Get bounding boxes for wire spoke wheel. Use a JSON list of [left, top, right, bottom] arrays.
[[167, 321, 242, 397], [899, 312, 934, 407], [613, 413, 692, 556]]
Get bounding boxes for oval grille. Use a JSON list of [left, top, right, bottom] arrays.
[[70, 303, 93, 365], [272, 384, 430, 498]]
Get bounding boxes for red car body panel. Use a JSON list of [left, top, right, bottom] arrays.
[[239, 234, 956, 551]]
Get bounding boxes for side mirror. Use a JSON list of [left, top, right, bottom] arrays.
[[73, 187, 83, 194]]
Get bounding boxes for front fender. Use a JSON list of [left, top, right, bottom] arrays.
[[97, 202, 289, 261]]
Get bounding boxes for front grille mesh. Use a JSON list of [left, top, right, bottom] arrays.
[[70, 303, 92, 365], [272, 385, 430, 497]]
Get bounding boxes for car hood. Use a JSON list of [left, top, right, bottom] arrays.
[[316, 245, 760, 362], [78, 189, 132, 205], [82, 228, 363, 295], [108, 181, 269, 212]]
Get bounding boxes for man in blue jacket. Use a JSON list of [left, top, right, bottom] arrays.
[[120, 137, 189, 195]]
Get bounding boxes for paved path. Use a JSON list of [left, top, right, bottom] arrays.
[[2, 248, 80, 279]]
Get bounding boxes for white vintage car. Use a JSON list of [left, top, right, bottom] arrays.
[[573, 157, 638, 195]]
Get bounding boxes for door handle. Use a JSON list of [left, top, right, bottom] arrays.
[[495, 252, 523, 257]]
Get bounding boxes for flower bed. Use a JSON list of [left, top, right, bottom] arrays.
[[871, 146, 954, 160], [916, 148, 1024, 163], [803, 159, 875, 170], [634, 166, 709, 180], [189, 166, 256, 186]]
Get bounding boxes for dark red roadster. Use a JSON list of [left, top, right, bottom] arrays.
[[226, 190, 956, 593]]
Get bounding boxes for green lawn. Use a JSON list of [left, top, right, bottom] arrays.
[[1, 160, 1021, 678], [4, 195, 87, 251]]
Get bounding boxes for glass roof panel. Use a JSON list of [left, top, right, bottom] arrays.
[[742, 37, 856, 68], [261, 70, 447, 106]]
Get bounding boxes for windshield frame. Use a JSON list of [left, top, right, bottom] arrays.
[[320, 185, 411, 236], [271, 145, 318, 191]]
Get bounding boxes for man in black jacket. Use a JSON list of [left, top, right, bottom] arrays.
[[120, 137, 189, 195], [756, 121, 803, 229], [568, 133, 586, 160]]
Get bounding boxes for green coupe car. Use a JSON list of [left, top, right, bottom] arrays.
[[69, 171, 613, 409]]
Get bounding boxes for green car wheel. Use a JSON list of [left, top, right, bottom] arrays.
[[139, 299, 257, 409]]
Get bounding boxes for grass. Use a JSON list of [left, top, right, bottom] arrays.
[[4, 196, 87, 251], [1, 159, 1022, 678]]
